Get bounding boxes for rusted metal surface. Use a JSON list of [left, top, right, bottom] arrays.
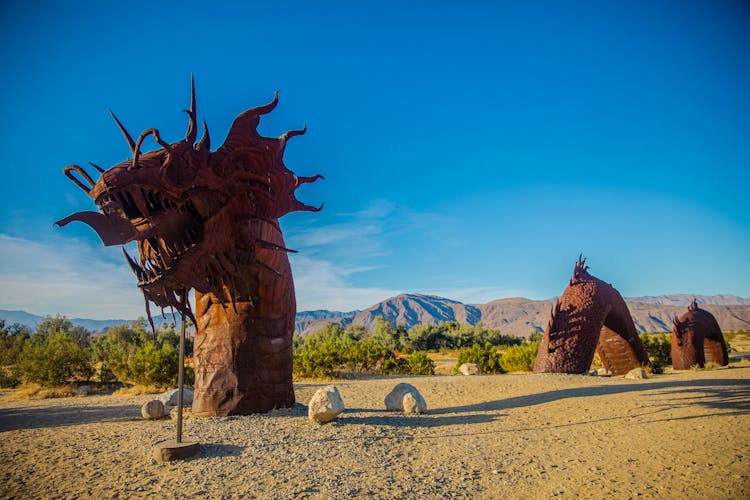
[[671, 299, 729, 370], [533, 256, 650, 375], [56, 78, 321, 415]]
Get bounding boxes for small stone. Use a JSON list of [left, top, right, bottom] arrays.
[[384, 383, 427, 413], [458, 363, 481, 376], [625, 367, 649, 380], [308, 385, 345, 424], [75, 385, 90, 396], [170, 406, 192, 420], [157, 388, 193, 407], [589, 368, 611, 377], [142, 400, 166, 419]]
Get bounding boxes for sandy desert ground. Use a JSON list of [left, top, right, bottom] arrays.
[[1, 360, 748, 499]]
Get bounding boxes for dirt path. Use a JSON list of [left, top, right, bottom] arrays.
[[1, 364, 748, 499]]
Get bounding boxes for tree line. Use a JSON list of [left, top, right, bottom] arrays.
[[0, 313, 708, 388], [0, 316, 190, 388]]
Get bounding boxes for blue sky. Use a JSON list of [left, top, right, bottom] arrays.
[[0, 1, 748, 318]]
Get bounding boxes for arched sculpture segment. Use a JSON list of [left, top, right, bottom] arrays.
[[671, 299, 729, 369], [533, 257, 650, 375], [55, 78, 322, 415]]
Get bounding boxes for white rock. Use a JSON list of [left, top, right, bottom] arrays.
[[589, 368, 612, 377], [75, 385, 90, 396], [308, 385, 345, 424], [458, 363, 481, 376], [402, 392, 426, 415], [141, 400, 165, 419], [384, 383, 427, 414], [625, 367, 649, 380], [157, 388, 194, 407]]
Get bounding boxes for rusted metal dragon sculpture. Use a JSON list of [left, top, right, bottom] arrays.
[[671, 299, 728, 369], [534, 256, 650, 375], [55, 78, 322, 415]]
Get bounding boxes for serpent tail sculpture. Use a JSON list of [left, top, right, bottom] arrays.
[[55, 78, 322, 415], [671, 299, 729, 369], [533, 256, 650, 375]]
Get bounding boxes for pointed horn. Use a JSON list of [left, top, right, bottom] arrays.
[[183, 74, 198, 145], [196, 118, 211, 151], [218, 90, 281, 154], [254, 90, 280, 116], [279, 125, 306, 152], [88, 162, 106, 174], [296, 174, 324, 186], [109, 110, 136, 154]]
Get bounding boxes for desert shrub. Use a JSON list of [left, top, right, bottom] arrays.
[[454, 343, 504, 374], [127, 341, 179, 387], [403, 321, 522, 352], [640, 333, 671, 373], [0, 368, 21, 388], [0, 320, 30, 366], [293, 323, 435, 377], [381, 355, 410, 374], [18, 331, 93, 386], [405, 324, 449, 352], [499, 341, 539, 372], [91, 320, 192, 386], [404, 351, 435, 375], [97, 363, 118, 383], [370, 316, 407, 351]]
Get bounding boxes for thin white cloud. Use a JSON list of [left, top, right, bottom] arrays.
[[0, 198, 490, 318], [284, 198, 465, 310], [0, 234, 144, 319], [289, 254, 400, 311]]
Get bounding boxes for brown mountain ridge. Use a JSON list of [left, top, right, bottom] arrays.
[[295, 293, 750, 338]]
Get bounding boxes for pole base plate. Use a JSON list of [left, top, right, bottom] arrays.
[[152, 439, 200, 463]]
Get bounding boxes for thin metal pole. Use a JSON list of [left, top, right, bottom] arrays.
[[176, 308, 186, 443]]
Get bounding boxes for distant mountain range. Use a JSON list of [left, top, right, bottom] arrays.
[[3, 293, 750, 338], [294, 293, 750, 338]]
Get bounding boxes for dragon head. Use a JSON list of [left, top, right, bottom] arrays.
[[55, 78, 322, 324]]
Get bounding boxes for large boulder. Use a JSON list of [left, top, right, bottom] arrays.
[[157, 388, 194, 407], [142, 400, 166, 419], [384, 383, 427, 414], [458, 363, 481, 376], [308, 385, 345, 424]]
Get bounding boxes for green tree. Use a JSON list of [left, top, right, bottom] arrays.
[[0, 320, 30, 387], [371, 316, 402, 351], [0, 320, 31, 365], [91, 319, 190, 386], [18, 330, 93, 386], [528, 331, 543, 343]]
